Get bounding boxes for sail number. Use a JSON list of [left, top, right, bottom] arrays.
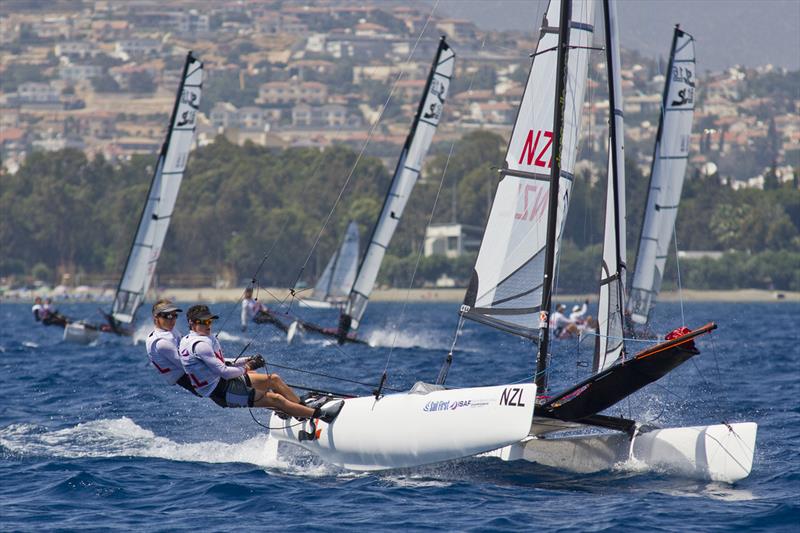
[[500, 387, 526, 407], [515, 183, 548, 222], [517, 129, 553, 169]]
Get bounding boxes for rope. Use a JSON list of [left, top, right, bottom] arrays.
[[672, 223, 686, 325]]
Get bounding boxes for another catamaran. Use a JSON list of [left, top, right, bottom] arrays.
[[264, 37, 455, 344], [301, 221, 360, 310], [626, 26, 696, 334], [63, 52, 204, 344], [271, 1, 756, 482]]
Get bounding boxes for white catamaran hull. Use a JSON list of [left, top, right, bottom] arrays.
[[271, 383, 536, 471], [63, 322, 100, 345], [493, 422, 756, 483]]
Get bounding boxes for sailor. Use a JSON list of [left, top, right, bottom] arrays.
[[569, 300, 589, 323], [240, 287, 263, 332], [179, 304, 342, 421], [32, 297, 43, 321], [41, 297, 68, 327], [145, 299, 198, 396], [551, 304, 578, 339]]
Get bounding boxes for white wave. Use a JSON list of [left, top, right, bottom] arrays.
[[22, 341, 39, 348], [0, 418, 346, 478], [131, 324, 152, 345], [217, 331, 247, 343], [365, 327, 445, 350]]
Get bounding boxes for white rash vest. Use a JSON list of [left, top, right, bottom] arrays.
[[179, 330, 246, 396], [145, 327, 184, 385]]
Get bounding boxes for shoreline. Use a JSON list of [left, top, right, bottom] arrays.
[[150, 287, 799, 304]]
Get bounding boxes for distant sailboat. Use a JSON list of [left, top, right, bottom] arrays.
[[301, 221, 360, 310], [64, 51, 204, 344], [626, 26, 696, 334]]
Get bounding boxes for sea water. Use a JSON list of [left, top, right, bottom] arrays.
[[1, 300, 798, 531]]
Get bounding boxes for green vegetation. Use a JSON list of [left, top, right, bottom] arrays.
[[2, 132, 799, 291]]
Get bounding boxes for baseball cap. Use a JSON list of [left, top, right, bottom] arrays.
[[187, 304, 219, 322], [152, 299, 182, 316]]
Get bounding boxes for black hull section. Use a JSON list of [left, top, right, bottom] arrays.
[[540, 323, 716, 421], [254, 309, 367, 345], [253, 309, 291, 333]]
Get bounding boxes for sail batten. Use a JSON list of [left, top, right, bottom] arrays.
[[110, 52, 203, 326], [627, 27, 696, 327], [463, 0, 594, 342], [342, 37, 455, 331]]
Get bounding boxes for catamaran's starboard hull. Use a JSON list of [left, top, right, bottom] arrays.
[[492, 422, 756, 483], [63, 323, 100, 345], [271, 383, 536, 471]]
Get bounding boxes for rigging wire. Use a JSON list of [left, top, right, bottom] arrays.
[[672, 223, 686, 326]]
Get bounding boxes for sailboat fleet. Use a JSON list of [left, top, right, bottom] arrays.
[[56, 0, 755, 481]]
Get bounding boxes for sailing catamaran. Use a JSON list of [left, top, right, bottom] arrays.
[[63, 52, 204, 344], [270, 0, 756, 481], [260, 37, 455, 344], [300, 221, 360, 310], [626, 26, 696, 335]]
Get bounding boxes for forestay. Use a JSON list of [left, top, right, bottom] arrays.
[[343, 37, 455, 330], [594, 0, 626, 372], [312, 221, 360, 302], [110, 52, 203, 325], [462, 0, 594, 339], [627, 28, 696, 326]]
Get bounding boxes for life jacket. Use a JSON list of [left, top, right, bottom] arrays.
[[145, 327, 184, 385]]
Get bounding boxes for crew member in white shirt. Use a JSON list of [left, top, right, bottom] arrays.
[[180, 304, 343, 422], [32, 297, 43, 321], [551, 304, 579, 339], [240, 287, 264, 332], [145, 299, 197, 395]]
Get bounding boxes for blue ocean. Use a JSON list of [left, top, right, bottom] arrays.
[[1, 300, 798, 531]]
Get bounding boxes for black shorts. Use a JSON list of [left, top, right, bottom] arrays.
[[209, 374, 255, 408]]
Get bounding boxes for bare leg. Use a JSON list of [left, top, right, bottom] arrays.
[[253, 391, 315, 418], [247, 372, 301, 403]]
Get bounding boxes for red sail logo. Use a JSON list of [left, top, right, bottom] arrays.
[[517, 129, 553, 169]]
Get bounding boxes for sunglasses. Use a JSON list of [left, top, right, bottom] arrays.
[[194, 318, 215, 326], [158, 312, 179, 319]]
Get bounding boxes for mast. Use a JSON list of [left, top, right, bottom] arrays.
[[594, 0, 627, 372], [535, 0, 572, 392], [109, 51, 203, 329], [337, 37, 455, 341], [627, 26, 695, 328]]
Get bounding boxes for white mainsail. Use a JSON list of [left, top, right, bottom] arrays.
[[342, 37, 455, 331], [594, 0, 626, 372], [627, 27, 696, 326], [462, 0, 594, 339], [110, 52, 203, 326], [312, 221, 360, 302]]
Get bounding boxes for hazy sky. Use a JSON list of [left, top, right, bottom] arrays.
[[436, 0, 800, 71]]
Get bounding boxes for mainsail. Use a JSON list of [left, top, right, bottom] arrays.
[[339, 37, 455, 335], [312, 221, 360, 303], [461, 0, 594, 340], [594, 0, 626, 372], [627, 27, 696, 327], [109, 52, 203, 327]]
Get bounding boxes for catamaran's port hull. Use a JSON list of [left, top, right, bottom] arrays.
[[491, 422, 757, 483], [63, 322, 100, 344], [270, 383, 536, 471]]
